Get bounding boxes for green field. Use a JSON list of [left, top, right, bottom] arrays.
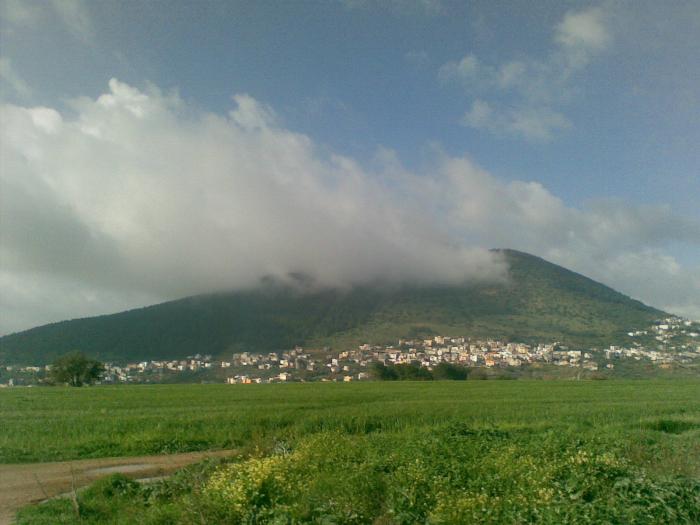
[[4, 381, 700, 523]]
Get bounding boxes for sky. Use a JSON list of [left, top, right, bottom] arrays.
[[0, 0, 699, 334]]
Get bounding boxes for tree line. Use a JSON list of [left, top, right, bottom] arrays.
[[369, 362, 469, 381]]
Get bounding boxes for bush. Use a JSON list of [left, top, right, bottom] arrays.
[[394, 363, 433, 381], [432, 362, 468, 380], [369, 362, 398, 380]]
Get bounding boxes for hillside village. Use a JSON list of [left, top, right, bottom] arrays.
[[218, 316, 699, 383], [1, 317, 698, 386]]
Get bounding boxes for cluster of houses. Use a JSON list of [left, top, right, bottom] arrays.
[[222, 318, 699, 383], [100, 355, 216, 382], [629, 317, 699, 348], [2, 318, 698, 386], [223, 340, 595, 383]]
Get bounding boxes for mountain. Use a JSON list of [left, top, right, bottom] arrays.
[[0, 250, 664, 365]]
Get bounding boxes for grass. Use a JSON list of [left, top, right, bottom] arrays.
[[4, 380, 700, 523]]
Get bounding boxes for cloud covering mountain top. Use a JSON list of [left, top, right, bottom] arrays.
[[1, 79, 699, 334]]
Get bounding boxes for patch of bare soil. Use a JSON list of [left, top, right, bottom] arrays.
[[0, 450, 237, 525]]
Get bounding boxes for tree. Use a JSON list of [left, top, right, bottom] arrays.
[[432, 363, 468, 380], [369, 362, 398, 381], [394, 362, 433, 381], [50, 352, 105, 387]]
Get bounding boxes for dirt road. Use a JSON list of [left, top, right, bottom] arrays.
[[0, 450, 237, 524]]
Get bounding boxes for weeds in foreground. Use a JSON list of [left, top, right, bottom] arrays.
[[17, 424, 700, 524]]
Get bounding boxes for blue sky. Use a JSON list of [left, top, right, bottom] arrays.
[[1, 0, 699, 332]]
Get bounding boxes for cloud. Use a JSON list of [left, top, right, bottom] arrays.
[[0, 0, 93, 42], [0, 79, 505, 333], [462, 100, 571, 142], [440, 6, 611, 141], [229, 93, 277, 129], [431, 157, 700, 317], [49, 0, 93, 42], [555, 6, 610, 69], [461, 99, 492, 127], [0, 0, 41, 27], [1, 79, 699, 334], [438, 54, 479, 83], [0, 57, 32, 99]]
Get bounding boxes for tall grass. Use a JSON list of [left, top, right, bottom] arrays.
[[1, 381, 699, 465], [8, 381, 700, 523]]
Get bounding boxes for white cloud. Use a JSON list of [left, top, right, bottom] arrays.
[[555, 6, 610, 69], [229, 93, 277, 129], [0, 57, 32, 99], [27, 106, 62, 133], [462, 100, 571, 142], [441, 5, 611, 140], [0, 0, 41, 27], [432, 157, 700, 317], [49, 0, 93, 41], [0, 79, 505, 333], [1, 79, 698, 333], [438, 54, 480, 83], [0, 0, 93, 41], [461, 99, 492, 128], [506, 108, 571, 142]]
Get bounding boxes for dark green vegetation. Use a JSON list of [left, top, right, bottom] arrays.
[[0, 250, 662, 365], [5, 382, 700, 524], [370, 361, 468, 380], [49, 352, 105, 387]]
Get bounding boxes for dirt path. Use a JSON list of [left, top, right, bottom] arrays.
[[0, 450, 237, 525]]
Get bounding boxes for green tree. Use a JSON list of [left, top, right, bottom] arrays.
[[432, 362, 468, 380], [394, 363, 433, 380], [369, 362, 398, 381], [50, 352, 105, 387]]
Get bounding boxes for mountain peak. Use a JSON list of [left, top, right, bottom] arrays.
[[0, 250, 663, 365]]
